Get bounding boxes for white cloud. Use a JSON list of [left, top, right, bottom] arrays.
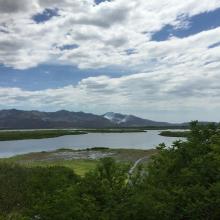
[[1, 0, 220, 121], [1, 59, 220, 122], [0, 0, 38, 13], [0, 0, 220, 69]]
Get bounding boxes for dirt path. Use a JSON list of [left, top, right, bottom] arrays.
[[128, 156, 149, 175]]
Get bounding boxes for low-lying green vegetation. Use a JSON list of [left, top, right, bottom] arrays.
[[3, 158, 98, 177], [79, 128, 147, 133], [0, 122, 219, 219], [0, 129, 147, 141], [0, 127, 193, 141], [1, 148, 156, 176], [159, 130, 190, 137], [0, 130, 87, 141]]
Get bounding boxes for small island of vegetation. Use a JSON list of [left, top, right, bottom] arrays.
[[159, 130, 190, 137]]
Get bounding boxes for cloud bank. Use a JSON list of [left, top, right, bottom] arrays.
[[0, 0, 220, 121]]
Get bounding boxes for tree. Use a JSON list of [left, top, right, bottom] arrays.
[[126, 121, 220, 220]]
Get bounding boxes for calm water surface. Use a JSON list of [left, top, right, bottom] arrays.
[[0, 130, 185, 158]]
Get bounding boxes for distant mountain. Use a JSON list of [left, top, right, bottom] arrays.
[[103, 112, 171, 127], [0, 109, 179, 129], [0, 109, 113, 129]]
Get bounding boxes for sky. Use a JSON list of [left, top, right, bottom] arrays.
[[0, 0, 220, 122]]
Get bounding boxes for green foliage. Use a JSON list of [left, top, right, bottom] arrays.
[[126, 121, 220, 220], [0, 122, 220, 219], [0, 164, 78, 217], [77, 158, 130, 220]]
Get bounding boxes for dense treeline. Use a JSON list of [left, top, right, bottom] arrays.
[[0, 122, 220, 219]]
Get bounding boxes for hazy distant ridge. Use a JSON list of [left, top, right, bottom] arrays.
[[0, 109, 181, 129]]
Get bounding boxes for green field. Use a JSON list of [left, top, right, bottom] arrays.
[[23, 160, 98, 176]]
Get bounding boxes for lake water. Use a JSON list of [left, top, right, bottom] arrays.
[[0, 130, 185, 158]]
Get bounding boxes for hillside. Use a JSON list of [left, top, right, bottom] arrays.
[[0, 109, 177, 129]]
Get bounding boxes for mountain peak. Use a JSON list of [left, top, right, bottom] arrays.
[[0, 109, 173, 129], [103, 112, 171, 127], [103, 112, 128, 124]]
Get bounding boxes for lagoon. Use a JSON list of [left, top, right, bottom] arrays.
[[0, 130, 185, 158]]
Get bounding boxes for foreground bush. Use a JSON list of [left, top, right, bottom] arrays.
[[127, 122, 220, 220]]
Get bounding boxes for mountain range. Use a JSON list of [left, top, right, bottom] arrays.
[[0, 109, 183, 129]]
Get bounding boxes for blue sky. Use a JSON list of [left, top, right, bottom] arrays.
[[152, 7, 220, 41], [32, 8, 59, 23], [95, 0, 110, 5], [0, 0, 220, 122], [0, 64, 128, 90]]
